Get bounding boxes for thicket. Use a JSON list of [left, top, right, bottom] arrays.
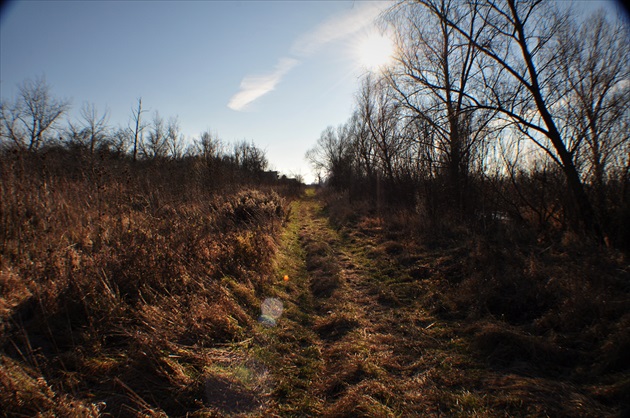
[[307, 1, 630, 248]]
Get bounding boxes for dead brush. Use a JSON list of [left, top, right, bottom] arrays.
[[454, 240, 558, 324], [354, 197, 629, 413], [424, 231, 630, 407], [0, 354, 102, 417], [0, 151, 289, 416], [217, 189, 286, 230], [322, 190, 357, 227]]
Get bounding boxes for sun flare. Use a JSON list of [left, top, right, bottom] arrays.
[[357, 32, 394, 71]]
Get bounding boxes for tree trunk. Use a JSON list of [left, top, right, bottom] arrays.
[[508, 0, 603, 240]]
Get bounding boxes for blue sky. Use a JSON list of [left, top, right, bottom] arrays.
[[1, 0, 391, 182], [1, 1, 625, 183]]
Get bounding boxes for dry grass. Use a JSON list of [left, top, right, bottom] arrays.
[[0, 150, 290, 416], [299, 212, 343, 301], [313, 191, 630, 417], [5, 151, 627, 417]]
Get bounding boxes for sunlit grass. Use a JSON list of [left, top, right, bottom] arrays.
[[0, 152, 293, 415], [2, 153, 626, 416]]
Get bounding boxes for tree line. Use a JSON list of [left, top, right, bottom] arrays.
[[307, 0, 629, 245], [0, 77, 273, 185]]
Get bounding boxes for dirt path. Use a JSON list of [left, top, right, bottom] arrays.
[[255, 190, 468, 416]]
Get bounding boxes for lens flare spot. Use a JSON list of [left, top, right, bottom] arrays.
[[259, 297, 283, 326]]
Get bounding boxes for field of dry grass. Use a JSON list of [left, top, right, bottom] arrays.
[[0, 151, 292, 416], [1, 152, 629, 417]]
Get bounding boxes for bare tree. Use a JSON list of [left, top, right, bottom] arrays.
[[110, 126, 131, 155], [439, 0, 606, 237], [233, 140, 268, 173], [306, 124, 354, 190], [357, 75, 405, 185], [347, 110, 377, 182], [141, 111, 168, 160], [0, 76, 70, 151], [166, 116, 185, 159], [129, 97, 147, 162], [386, 0, 494, 214], [194, 130, 223, 161], [66, 102, 110, 154], [556, 10, 630, 217]]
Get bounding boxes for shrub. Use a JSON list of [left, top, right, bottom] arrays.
[[219, 189, 285, 228]]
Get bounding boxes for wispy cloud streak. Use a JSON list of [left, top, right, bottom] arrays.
[[227, 2, 389, 111], [290, 2, 385, 57], [228, 57, 299, 111]]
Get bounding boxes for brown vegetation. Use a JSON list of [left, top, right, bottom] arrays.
[[2, 4, 629, 410], [318, 191, 630, 416], [0, 149, 293, 416], [299, 5, 629, 410], [1, 147, 628, 416]]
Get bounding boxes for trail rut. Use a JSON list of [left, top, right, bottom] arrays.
[[258, 191, 451, 416]]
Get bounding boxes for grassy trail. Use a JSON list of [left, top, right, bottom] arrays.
[[256, 189, 479, 416], [248, 188, 621, 417]]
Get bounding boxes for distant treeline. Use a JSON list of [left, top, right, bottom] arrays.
[[307, 0, 629, 247], [0, 80, 304, 191]]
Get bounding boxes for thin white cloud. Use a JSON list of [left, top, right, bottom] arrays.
[[228, 57, 299, 111], [290, 2, 387, 57], [227, 2, 390, 111]]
